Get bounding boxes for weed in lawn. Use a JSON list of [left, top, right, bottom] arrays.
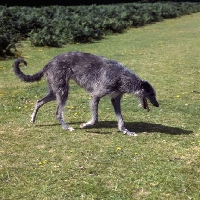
[[0, 13, 200, 199]]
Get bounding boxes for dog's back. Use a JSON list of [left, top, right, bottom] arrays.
[[44, 52, 136, 95]]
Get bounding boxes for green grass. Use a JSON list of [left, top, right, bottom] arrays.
[[1, 13, 200, 200]]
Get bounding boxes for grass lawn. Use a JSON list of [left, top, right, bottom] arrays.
[[0, 13, 200, 199]]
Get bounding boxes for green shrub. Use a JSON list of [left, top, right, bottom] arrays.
[[29, 26, 64, 47], [0, 7, 15, 56], [0, 2, 200, 54]]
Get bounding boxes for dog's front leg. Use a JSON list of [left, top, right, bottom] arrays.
[[111, 96, 137, 136], [80, 96, 100, 128]]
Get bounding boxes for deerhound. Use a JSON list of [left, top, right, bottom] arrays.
[[13, 51, 159, 136]]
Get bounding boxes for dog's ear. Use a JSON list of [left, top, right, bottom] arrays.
[[141, 80, 151, 92]]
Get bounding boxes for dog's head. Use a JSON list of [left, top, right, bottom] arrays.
[[135, 80, 159, 112]]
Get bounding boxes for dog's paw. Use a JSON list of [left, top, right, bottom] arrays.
[[80, 123, 87, 128], [68, 127, 74, 131], [123, 129, 137, 136], [62, 125, 74, 131], [126, 132, 138, 136], [80, 120, 96, 128]]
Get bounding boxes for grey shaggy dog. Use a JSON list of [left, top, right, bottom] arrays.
[[13, 51, 159, 136]]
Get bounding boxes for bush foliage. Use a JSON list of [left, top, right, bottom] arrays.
[[0, 2, 200, 56]]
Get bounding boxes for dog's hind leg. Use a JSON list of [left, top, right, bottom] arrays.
[[55, 88, 74, 131], [80, 96, 100, 128], [111, 95, 137, 136], [30, 91, 56, 123]]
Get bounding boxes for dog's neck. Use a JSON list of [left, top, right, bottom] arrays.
[[119, 72, 143, 94]]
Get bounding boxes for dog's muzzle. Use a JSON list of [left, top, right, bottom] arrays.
[[143, 97, 159, 112], [149, 97, 159, 108], [153, 101, 159, 107]]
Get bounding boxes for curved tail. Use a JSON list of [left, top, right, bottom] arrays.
[[13, 58, 44, 82]]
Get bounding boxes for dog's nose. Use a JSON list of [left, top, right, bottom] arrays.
[[154, 102, 159, 107]]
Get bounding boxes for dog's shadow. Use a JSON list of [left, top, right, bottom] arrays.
[[125, 122, 192, 135], [73, 121, 192, 135], [36, 121, 192, 135]]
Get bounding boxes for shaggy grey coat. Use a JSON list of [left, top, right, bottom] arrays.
[[13, 51, 159, 136]]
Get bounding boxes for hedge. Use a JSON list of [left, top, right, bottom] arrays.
[[1, 2, 200, 57]]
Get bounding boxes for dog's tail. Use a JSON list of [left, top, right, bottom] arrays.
[[13, 58, 44, 82]]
